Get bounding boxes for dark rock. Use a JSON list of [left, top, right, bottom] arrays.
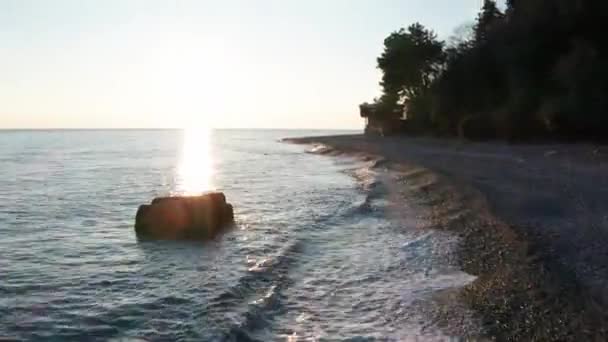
[[135, 192, 234, 240]]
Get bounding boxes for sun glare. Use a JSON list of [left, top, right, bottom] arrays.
[[176, 126, 214, 195]]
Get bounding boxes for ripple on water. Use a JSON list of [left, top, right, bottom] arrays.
[[0, 130, 476, 341]]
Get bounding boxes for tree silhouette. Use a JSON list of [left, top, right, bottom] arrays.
[[365, 0, 608, 141], [474, 0, 503, 44], [376, 23, 444, 126]]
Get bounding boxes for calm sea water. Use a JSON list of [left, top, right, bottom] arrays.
[[0, 129, 474, 341]]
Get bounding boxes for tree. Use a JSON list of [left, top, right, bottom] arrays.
[[377, 23, 444, 99], [365, 0, 608, 141], [446, 22, 475, 50], [474, 0, 503, 44], [506, 0, 516, 12], [376, 23, 444, 127]]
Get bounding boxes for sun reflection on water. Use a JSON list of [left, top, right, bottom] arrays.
[[176, 127, 214, 195]]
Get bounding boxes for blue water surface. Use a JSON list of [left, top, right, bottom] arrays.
[[0, 129, 472, 341]]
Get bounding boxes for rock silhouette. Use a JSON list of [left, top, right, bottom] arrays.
[[135, 192, 234, 240]]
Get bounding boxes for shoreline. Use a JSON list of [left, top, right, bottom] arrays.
[[285, 134, 608, 340]]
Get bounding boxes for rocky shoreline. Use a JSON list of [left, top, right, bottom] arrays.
[[426, 170, 604, 340], [285, 135, 608, 340]]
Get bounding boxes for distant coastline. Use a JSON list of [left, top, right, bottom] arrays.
[[285, 134, 608, 340]]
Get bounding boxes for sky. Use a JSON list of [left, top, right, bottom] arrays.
[[0, 0, 487, 129]]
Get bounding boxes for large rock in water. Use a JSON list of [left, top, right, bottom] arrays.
[[135, 192, 234, 240]]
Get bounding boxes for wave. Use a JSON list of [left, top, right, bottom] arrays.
[[206, 241, 303, 339], [305, 144, 336, 155]]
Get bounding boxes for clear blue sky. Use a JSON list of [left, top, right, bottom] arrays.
[[0, 0, 488, 129]]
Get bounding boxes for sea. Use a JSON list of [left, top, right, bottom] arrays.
[[0, 129, 476, 341]]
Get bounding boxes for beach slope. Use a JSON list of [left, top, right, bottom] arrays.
[[286, 134, 608, 340]]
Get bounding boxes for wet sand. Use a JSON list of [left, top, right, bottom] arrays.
[[285, 134, 608, 340]]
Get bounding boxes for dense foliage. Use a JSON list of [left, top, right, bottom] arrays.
[[372, 0, 608, 141]]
